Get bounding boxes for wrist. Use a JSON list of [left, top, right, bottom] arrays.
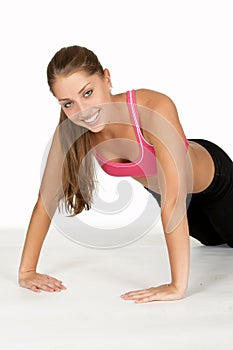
[[172, 281, 188, 294], [18, 268, 36, 276]]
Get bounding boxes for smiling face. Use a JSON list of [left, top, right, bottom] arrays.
[[52, 69, 113, 132]]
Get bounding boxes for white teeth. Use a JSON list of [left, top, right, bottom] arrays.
[[83, 111, 99, 123]]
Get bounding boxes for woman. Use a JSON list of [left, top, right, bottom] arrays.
[[18, 45, 233, 302]]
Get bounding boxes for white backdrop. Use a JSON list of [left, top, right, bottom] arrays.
[[0, 0, 232, 229]]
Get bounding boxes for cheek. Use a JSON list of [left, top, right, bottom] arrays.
[[95, 90, 112, 105], [61, 108, 78, 124]]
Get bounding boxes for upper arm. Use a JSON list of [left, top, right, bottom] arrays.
[[137, 90, 191, 231], [39, 125, 64, 218]]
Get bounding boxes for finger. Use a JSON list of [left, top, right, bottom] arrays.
[[45, 277, 67, 289], [37, 283, 59, 292], [47, 283, 66, 292], [135, 295, 158, 304], [135, 291, 178, 303], [54, 285, 66, 291], [54, 281, 67, 289], [59, 285, 67, 290], [121, 289, 151, 297], [50, 280, 67, 290], [121, 289, 153, 298], [31, 285, 41, 293], [46, 275, 64, 284], [41, 275, 65, 287], [123, 291, 154, 300], [47, 283, 59, 290]]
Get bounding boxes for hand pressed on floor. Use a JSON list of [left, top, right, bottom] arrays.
[[19, 271, 67, 293], [121, 283, 186, 303]]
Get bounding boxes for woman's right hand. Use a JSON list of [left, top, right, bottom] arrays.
[[18, 271, 67, 293]]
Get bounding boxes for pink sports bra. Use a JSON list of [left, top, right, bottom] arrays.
[[95, 90, 188, 178]]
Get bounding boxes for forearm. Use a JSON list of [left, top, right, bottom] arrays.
[[162, 210, 190, 292], [18, 199, 52, 275]]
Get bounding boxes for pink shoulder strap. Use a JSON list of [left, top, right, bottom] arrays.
[[126, 90, 141, 128]]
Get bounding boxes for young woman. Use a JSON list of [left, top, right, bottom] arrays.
[[18, 45, 233, 303]]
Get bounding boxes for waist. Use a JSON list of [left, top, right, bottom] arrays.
[[189, 139, 232, 198]]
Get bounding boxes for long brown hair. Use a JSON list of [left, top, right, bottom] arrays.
[[47, 45, 104, 215]]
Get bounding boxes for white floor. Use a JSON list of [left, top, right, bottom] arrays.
[[1, 221, 233, 350]]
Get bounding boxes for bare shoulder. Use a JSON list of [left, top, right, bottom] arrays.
[[134, 89, 186, 146], [134, 88, 178, 123]]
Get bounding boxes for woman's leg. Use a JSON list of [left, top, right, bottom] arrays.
[[145, 186, 225, 245], [187, 196, 225, 246], [201, 163, 233, 247], [188, 139, 233, 247]]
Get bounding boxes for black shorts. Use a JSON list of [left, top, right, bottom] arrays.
[[145, 139, 233, 247]]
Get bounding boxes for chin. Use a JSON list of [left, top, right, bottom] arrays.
[[89, 124, 106, 133]]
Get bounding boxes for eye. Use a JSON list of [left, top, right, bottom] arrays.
[[64, 102, 72, 108], [84, 89, 93, 98]]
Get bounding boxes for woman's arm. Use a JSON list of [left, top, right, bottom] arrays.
[[153, 95, 191, 292], [161, 204, 190, 293], [18, 195, 66, 293], [19, 195, 51, 275], [121, 90, 192, 302], [18, 126, 66, 293]]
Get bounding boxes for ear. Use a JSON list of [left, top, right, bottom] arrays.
[[103, 68, 112, 88]]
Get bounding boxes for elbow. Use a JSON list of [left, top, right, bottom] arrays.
[[35, 193, 57, 219], [161, 196, 188, 234]]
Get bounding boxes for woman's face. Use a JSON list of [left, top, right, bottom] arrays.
[[52, 69, 112, 132]]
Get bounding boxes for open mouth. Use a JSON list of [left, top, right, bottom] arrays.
[[81, 110, 100, 125]]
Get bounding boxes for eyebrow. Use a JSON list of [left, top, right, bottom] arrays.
[[58, 82, 91, 102]]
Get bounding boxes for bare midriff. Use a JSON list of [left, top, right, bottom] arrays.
[[132, 140, 215, 194]]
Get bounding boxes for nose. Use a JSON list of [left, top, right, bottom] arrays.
[[71, 101, 93, 123], [77, 98, 94, 114]]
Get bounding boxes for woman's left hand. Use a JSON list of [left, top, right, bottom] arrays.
[[120, 283, 186, 303]]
